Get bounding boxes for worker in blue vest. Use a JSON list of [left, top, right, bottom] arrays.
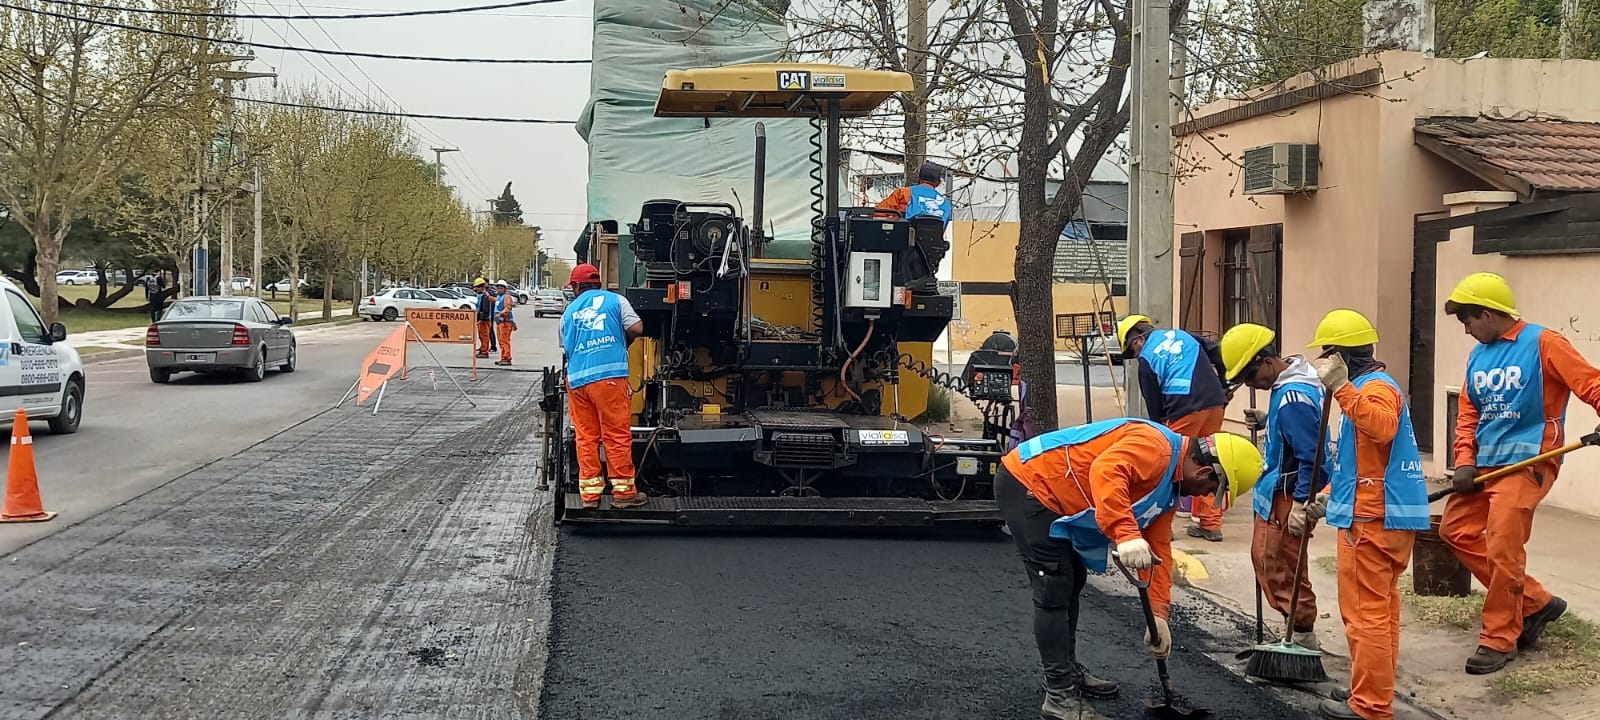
[[876, 162, 952, 291], [1118, 314, 1233, 540]]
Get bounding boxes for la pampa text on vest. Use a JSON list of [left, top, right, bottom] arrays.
[[1003, 418, 1185, 573], [1323, 371, 1430, 531], [1466, 323, 1551, 468], [561, 290, 630, 389]]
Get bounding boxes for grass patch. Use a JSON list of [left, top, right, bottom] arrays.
[[74, 345, 133, 356], [59, 307, 151, 333], [916, 385, 953, 424], [1315, 555, 1339, 574], [1399, 573, 1600, 699]]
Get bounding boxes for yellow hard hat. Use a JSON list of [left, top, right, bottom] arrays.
[[1447, 272, 1518, 317], [1219, 323, 1275, 382], [1308, 309, 1379, 348], [1117, 314, 1153, 347], [1205, 432, 1265, 508], [473, 277, 488, 287]]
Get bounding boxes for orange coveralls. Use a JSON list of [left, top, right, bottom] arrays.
[[570, 377, 638, 502], [1443, 321, 1600, 654], [495, 295, 516, 363], [1001, 423, 1182, 618], [1166, 407, 1226, 531], [1324, 374, 1413, 720]]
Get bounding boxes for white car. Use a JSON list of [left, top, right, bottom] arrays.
[[55, 270, 99, 286], [218, 276, 254, 292], [266, 278, 309, 293], [360, 287, 456, 321], [0, 276, 85, 434]]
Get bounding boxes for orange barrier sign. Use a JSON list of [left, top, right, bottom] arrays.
[[405, 308, 475, 344], [358, 325, 407, 404]]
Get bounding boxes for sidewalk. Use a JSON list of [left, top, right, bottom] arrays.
[[64, 307, 354, 350]]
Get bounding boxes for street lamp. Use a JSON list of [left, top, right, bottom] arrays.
[[431, 147, 459, 185]]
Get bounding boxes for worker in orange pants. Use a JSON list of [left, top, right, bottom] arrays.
[[1118, 314, 1232, 540], [473, 278, 494, 358], [494, 280, 517, 365], [1301, 309, 1430, 720], [1439, 272, 1600, 675], [561, 263, 647, 508]]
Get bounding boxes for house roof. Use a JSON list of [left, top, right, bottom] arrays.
[[1415, 118, 1600, 196]]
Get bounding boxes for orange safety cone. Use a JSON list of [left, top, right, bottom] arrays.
[[2, 409, 56, 523]]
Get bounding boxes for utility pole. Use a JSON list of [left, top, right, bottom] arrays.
[[486, 198, 498, 279], [252, 165, 263, 299], [1124, 0, 1175, 418], [431, 147, 458, 184], [903, 0, 929, 179]]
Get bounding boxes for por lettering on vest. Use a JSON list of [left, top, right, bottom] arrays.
[[1472, 365, 1525, 394]]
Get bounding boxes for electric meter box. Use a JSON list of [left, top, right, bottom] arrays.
[[846, 251, 894, 308]]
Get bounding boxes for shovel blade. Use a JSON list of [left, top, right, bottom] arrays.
[[1143, 698, 1212, 720]]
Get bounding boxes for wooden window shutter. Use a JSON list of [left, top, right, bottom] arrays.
[[1178, 232, 1204, 332], [1247, 225, 1281, 332]]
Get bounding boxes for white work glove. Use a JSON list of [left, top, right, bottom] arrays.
[[1288, 495, 1329, 538], [1314, 354, 1349, 393], [1145, 615, 1172, 660], [1116, 537, 1154, 570], [1243, 408, 1267, 433]]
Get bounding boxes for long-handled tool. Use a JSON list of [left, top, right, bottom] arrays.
[[1235, 388, 1267, 661], [1244, 380, 1332, 684], [1428, 431, 1600, 502], [1112, 552, 1210, 720]]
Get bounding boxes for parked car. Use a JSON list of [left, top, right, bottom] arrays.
[[0, 276, 84, 434], [425, 287, 476, 310], [442, 281, 476, 293], [360, 287, 456, 321], [55, 270, 99, 286], [533, 289, 568, 318], [498, 282, 530, 305], [266, 278, 309, 293], [219, 276, 253, 292], [145, 296, 295, 384]]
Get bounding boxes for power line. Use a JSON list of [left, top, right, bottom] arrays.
[[0, 2, 592, 63], [234, 95, 578, 123], [37, 0, 574, 20]]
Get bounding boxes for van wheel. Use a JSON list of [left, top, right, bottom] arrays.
[[47, 379, 83, 434], [150, 367, 172, 384]]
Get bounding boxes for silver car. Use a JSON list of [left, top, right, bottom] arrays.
[[145, 297, 297, 384], [533, 289, 567, 317]]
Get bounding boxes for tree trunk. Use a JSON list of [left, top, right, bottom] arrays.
[[1013, 224, 1060, 432], [33, 223, 64, 326], [322, 269, 334, 320], [902, 0, 930, 182], [288, 256, 301, 318]]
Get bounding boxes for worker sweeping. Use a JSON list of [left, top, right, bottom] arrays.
[[1299, 309, 1429, 720], [1219, 323, 1326, 650], [561, 263, 647, 509], [473, 278, 494, 359], [1118, 314, 1233, 541], [995, 417, 1262, 719], [494, 280, 517, 366], [1439, 272, 1600, 675]]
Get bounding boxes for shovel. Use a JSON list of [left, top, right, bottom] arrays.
[[1428, 431, 1600, 502], [1112, 551, 1211, 720]]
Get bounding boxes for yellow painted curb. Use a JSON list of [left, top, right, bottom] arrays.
[[1171, 549, 1209, 582]]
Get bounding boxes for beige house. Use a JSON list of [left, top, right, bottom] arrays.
[[1172, 51, 1600, 515]]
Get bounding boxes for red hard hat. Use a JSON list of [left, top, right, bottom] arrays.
[[568, 263, 601, 286]]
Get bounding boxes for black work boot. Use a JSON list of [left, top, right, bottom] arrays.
[[1186, 525, 1223, 542], [1040, 687, 1102, 720], [1329, 687, 1350, 702], [1318, 698, 1362, 720], [1465, 645, 1516, 675], [1075, 664, 1119, 699], [1519, 596, 1567, 650]]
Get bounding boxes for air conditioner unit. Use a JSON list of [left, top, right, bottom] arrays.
[[1242, 143, 1319, 194]]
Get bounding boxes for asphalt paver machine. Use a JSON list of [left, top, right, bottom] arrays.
[[540, 63, 1015, 528]]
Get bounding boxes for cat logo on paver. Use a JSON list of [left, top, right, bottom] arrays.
[[777, 71, 810, 91]]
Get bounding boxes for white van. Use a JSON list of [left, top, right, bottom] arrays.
[[0, 277, 85, 434]]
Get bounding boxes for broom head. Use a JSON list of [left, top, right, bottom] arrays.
[[1244, 639, 1328, 683]]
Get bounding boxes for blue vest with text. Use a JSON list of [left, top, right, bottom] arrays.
[[1253, 379, 1325, 522], [1324, 371, 1430, 531], [906, 184, 952, 223], [1139, 328, 1204, 396], [561, 290, 630, 389], [1027, 418, 1184, 573], [1466, 323, 1549, 467], [495, 293, 515, 321]]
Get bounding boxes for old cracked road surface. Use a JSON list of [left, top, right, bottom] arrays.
[[2, 320, 1313, 719]]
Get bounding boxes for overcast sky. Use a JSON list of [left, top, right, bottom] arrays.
[[238, 0, 594, 260]]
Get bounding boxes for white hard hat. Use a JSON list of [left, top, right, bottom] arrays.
[[495, 279, 508, 286]]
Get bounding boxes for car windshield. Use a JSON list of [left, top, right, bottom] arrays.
[[427, 290, 452, 298], [167, 299, 244, 320]]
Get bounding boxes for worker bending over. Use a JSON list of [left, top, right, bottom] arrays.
[[561, 264, 647, 509], [1441, 272, 1600, 674], [1118, 314, 1233, 541], [995, 418, 1262, 719], [494, 280, 517, 365], [1220, 323, 1326, 650], [1301, 309, 1429, 720], [473, 278, 494, 358]]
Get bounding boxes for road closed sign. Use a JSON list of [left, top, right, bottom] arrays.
[[405, 308, 475, 344]]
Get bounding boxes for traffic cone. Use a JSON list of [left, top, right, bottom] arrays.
[[2, 409, 56, 523]]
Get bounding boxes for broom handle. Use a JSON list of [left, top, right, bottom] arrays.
[[1427, 432, 1600, 502], [1250, 387, 1264, 644], [1284, 384, 1335, 636]]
